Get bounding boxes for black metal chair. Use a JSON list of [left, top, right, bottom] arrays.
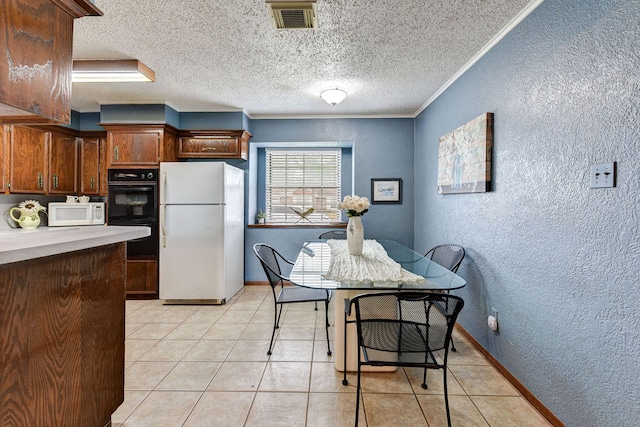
[[424, 244, 465, 351], [424, 244, 465, 273], [348, 292, 464, 427], [253, 243, 332, 356], [318, 230, 347, 239]]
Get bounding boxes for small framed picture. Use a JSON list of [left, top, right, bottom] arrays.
[[371, 178, 402, 204]]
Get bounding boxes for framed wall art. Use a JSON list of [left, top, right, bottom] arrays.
[[437, 112, 493, 194], [371, 178, 402, 204]]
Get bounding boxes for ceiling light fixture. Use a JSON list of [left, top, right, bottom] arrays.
[[320, 88, 347, 106], [72, 60, 156, 82]]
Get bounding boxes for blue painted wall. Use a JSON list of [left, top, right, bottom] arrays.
[[244, 118, 415, 282], [415, 0, 640, 425], [79, 112, 102, 131], [178, 111, 248, 130], [76, 108, 247, 131], [99, 104, 179, 127]]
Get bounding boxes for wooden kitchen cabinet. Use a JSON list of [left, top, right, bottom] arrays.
[[4, 124, 101, 196], [177, 130, 251, 160], [126, 258, 158, 299], [0, 0, 102, 125], [6, 125, 49, 194], [48, 128, 78, 194], [1, 242, 126, 427], [78, 134, 104, 195], [0, 127, 5, 192], [102, 124, 178, 168], [99, 137, 108, 195]]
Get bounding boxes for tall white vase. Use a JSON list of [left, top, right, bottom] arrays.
[[347, 216, 364, 256]]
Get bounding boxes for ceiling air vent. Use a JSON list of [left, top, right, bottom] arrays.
[[266, 1, 317, 29]]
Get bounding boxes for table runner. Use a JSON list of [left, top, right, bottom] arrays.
[[323, 239, 426, 285]]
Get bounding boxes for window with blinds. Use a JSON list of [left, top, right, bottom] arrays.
[[266, 149, 341, 223]]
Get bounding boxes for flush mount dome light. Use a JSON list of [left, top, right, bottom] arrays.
[[72, 60, 155, 82], [320, 88, 347, 106]]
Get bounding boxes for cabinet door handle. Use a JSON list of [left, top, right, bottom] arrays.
[[114, 146, 119, 160], [38, 173, 43, 189], [90, 176, 95, 190], [202, 147, 216, 152], [53, 174, 59, 188]]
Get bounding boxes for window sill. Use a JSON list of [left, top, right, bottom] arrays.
[[248, 223, 347, 229]]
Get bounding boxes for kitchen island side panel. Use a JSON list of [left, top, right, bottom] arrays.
[[0, 243, 126, 427]]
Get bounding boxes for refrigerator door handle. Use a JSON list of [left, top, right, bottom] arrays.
[[161, 204, 167, 247], [162, 171, 167, 203]]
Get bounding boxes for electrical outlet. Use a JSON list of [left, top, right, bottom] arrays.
[[590, 162, 616, 188], [488, 307, 499, 331]]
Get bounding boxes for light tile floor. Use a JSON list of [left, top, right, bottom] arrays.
[[113, 287, 553, 427]]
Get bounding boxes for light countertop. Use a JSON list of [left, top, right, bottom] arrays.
[[0, 225, 150, 265]]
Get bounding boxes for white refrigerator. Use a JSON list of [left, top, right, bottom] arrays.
[[159, 162, 244, 304]]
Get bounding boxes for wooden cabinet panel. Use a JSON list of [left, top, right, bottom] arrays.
[[0, 0, 72, 124], [164, 127, 177, 163], [78, 137, 100, 195], [126, 258, 158, 298], [0, 127, 5, 192], [177, 130, 251, 160], [108, 129, 160, 166], [4, 125, 106, 195], [99, 137, 108, 195], [0, 0, 101, 124], [7, 125, 48, 194], [0, 243, 125, 427], [103, 124, 178, 168], [48, 130, 77, 194]]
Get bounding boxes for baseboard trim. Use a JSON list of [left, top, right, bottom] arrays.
[[244, 281, 270, 286], [455, 324, 565, 427]]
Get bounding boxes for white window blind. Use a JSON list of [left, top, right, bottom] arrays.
[[266, 149, 341, 223]]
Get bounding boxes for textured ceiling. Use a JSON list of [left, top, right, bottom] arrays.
[[71, 0, 537, 118]]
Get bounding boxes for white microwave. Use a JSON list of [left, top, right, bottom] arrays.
[[48, 202, 106, 226]]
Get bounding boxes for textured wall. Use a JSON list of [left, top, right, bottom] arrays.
[[177, 111, 247, 130], [244, 118, 415, 282], [415, 0, 639, 425], [99, 104, 177, 125]]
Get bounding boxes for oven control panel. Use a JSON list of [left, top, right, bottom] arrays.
[[108, 169, 157, 183]]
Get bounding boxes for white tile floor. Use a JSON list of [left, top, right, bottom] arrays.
[[114, 286, 553, 426]]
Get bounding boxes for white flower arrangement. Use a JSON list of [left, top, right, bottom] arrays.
[[337, 195, 370, 217], [18, 200, 46, 214]]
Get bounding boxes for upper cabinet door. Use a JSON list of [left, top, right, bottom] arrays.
[[103, 124, 178, 168], [48, 130, 77, 194], [99, 137, 108, 195], [107, 129, 161, 167], [177, 130, 251, 160], [0, 0, 102, 124], [79, 137, 101, 195], [8, 125, 49, 194], [0, 126, 5, 193]]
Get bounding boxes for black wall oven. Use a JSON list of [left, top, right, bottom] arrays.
[[108, 169, 158, 257]]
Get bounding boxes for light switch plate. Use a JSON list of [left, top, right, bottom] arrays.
[[590, 162, 616, 188]]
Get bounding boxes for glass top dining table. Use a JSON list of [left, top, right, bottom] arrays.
[[289, 239, 466, 291]]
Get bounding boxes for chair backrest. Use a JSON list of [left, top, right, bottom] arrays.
[[319, 230, 347, 239], [351, 292, 464, 363], [253, 243, 286, 289], [424, 244, 465, 273]]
